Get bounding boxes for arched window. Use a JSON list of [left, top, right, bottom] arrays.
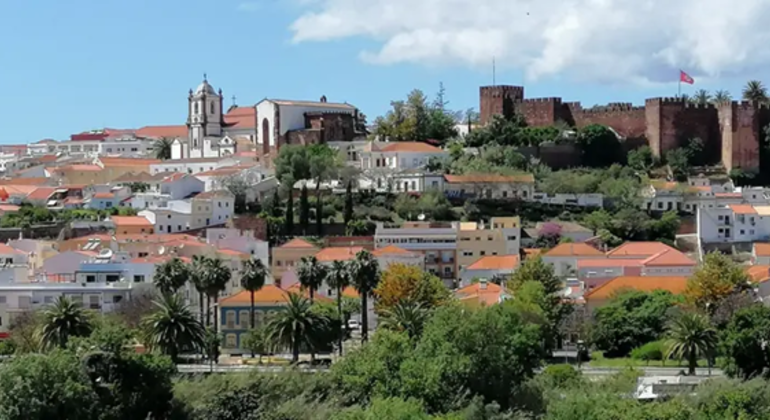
[[210, 101, 215, 115], [193, 102, 199, 114], [262, 118, 270, 156]]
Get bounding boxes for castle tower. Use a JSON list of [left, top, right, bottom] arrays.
[[187, 75, 223, 158], [718, 101, 761, 173], [479, 85, 524, 125]]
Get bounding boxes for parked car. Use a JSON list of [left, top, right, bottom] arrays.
[[347, 319, 360, 330]]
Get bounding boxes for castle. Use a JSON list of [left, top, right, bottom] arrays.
[[479, 85, 767, 173]]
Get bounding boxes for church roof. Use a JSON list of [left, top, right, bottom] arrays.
[[223, 107, 256, 129], [194, 80, 217, 96], [135, 125, 187, 139], [265, 99, 356, 110]]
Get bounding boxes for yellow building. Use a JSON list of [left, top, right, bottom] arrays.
[[457, 217, 521, 273], [271, 238, 320, 285], [110, 216, 154, 235]]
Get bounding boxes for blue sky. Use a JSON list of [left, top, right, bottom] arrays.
[[1, 0, 767, 144]]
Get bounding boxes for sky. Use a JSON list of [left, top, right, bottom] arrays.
[[2, 0, 770, 144]]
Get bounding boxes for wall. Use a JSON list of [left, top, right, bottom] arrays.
[[719, 101, 763, 172], [479, 86, 524, 125]]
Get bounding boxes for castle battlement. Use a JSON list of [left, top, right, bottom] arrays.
[[581, 103, 642, 114], [479, 85, 524, 99], [646, 97, 686, 105], [522, 97, 563, 104], [684, 102, 717, 110]]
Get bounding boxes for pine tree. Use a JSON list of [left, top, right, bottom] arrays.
[[284, 188, 294, 235], [270, 188, 282, 217], [299, 184, 310, 234], [344, 181, 354, 225]]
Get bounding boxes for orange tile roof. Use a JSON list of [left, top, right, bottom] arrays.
[[60, 164, 102, 172], [544, 243, 604, 257], [342, 286, 360, 298], [279, 238, 318, 249], [315, 246, 364, 262], [584, 276, 688, 300], [716, 193, 742, 198], [606, 242, 677, 258], [285, 283, 334, 302], [93, 192, 114, 199], [0, 177, 51, 186], [131, 256, 192, 264], [0, 204, 20, 212], [444, 173, 535, 184], [577, 258, 642, 268], [111, 216, 153, 227], [217, 249, 250, 258], [99, 157, 161, 167], [162, 173, 186, 183], [730, 204, 758, 214], [26, 187, 56, 201], [466, 255, 520, 270], [0, 243, 25, 255], [456, 281, 502, 296], [371, 245, 415, 256], [220, 284, 290, 305], [641, 249, 696, 267], [746, 265, 770, 283], [135, 125, 188, 139], [523, 248, 544, 259], [380, 142, 443, 153], [456, 282, 504, 307], [755, 243, 770, 257], [650, 180, 678, 190], [224, 107, 257, 129]]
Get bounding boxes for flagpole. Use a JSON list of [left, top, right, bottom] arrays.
[[678, 80, 681, 98]]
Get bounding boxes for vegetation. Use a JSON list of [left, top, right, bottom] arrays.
[[374, 264, 451, 312], [372, 85, 459, 145]]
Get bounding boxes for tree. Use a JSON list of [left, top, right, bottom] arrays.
[[153, 137, 174, 160], [299, 184, 310, 234], [691, 89, 711, 105], [665, 147, 690, 180], [142, 293, 205, 362], [378, 300, 430, 339], [344, 180, 354, 225], [326, 260, 350, 355], [576, 124, 622, 167], [627, 146, 656, 173], [349, 250, 380, 342], [508, 256, 572, 352], [201, 257, 232, 329], [713, 89, 732, 103], [374, 264, 450, 312], [721, 304, 770, 379], [297, 256, 327, 303], [152, 257, 189, 296], [743, 80, 768, 103], [582, 209, 612, 235], [685, 252, 752, 316], [240, 325, 273, 364], [41, 296, 92, 350], [665, 311, 717, 375], [591, 290, 682, 357], [267, 293, 328, 363], [284, 187, 294, 235], [191, 255, 208, 324], [534, 222, 562, 249], [240, 258, 268, 338]]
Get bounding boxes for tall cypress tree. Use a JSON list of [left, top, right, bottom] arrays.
[[299, 184, 310, 234], [284, 188, 294, 235], [316, 195, 324, 236], [343, 181, 354, 225]]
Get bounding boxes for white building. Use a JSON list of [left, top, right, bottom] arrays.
[[150, 156, 240, 175], [138, 190, 235, 234], [697, 204, 769, 244], [359, 142, 448, 190]]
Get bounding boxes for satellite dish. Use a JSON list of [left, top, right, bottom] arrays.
[[417, 214, 426, 221], [98, 249, 113, 259], [158, 246, 166, 255]]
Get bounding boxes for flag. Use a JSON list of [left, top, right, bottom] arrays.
[[680, 70, 694, 85]]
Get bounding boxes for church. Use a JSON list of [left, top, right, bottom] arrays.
[[170, 76, 367, 160]]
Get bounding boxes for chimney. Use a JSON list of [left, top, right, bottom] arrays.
[[479, 279, 488, 290], [320, 95, 327, 103]]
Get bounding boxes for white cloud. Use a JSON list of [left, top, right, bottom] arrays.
[[289, 0, 770, 83]]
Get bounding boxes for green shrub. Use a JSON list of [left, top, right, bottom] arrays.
[[630, 340, 665, 364], [541, 364, 581, 389]]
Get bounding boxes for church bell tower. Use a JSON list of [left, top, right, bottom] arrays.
[[187, 74, 223, 158]]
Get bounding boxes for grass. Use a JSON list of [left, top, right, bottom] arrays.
[[587, 351, 713, 368]]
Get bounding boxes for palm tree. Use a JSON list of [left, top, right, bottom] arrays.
[[240, 258, 268, 330], [153, 257, 189, 296], [743, 80, 768, 103], [378, 300, 430, 339], [267, 293, 328, 364], [297, 256, 327, 303], [665, 312, 717, 375], [142, 293, 205, 362], [153, 137, 174, 160], [348, 250, 380, 342], [40, 296, 92, 349], [202, 257, 232, 330], [713, 90, 732, 104], [191, 256, 208, 324], [691, 89, 711, 105], [326, 260, 350, 355]]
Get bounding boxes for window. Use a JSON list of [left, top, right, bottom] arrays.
[[480, 251, 486, 256], [194, 102, 199, 114], [741, 230, 745, 235], [225, 334, 237, 348], [133, 275, 145, 283], [177, 225, 182, 231], [226, 311, 236, 329], [113, 295, 123, 303], [86, 275, 96, 283], [751, 230, 755, 235], [44, 296, 54, 304], [462, 251, 473, 256], [240, 310, 250, 328], [0, 296, 6, 304], [507, 236, 517, 241], [218, 202, 222, 208], [718, 215, 724, 220], [167, 215, 172, 219], [210, 101, 215, 114], [106, 275, 119, 283], [276, 260, 282, 267]]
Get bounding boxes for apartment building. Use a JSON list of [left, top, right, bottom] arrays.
[[697, 204, 769, 244], [443, 174, 535, 200], [643, 175, 770, 214], [457, 217, 521, 274], [374, 221, 458, 286], [271, 238, 320, 285]]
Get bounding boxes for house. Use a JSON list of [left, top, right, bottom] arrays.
[[371, 245, 424, 269], [443, 174, 535, 200], [110, 216, 154, 235], [358, 142, 448, 190], [41, 251, 97, 283], [753, 243, 770, 265], [137, 190, 234, 234], [455, 280, 508, 307], [375, 221, 458, 284], [459, 255, 520, 287], [542, 243, 604, 277], [584, 276, 688, 312], [456, 218, 521, 276], [697, 204, 770, 245], [271, 238, 320, 285]]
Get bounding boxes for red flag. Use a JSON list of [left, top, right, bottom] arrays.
[[680, 70, 694, 84]]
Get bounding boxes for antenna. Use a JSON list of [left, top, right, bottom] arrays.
[[492, 56, 496, 86]]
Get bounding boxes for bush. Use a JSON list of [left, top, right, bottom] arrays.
[[541, 364, 581, 389], [630, 341, 665, 365]]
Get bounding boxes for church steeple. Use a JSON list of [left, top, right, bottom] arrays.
[[187, 75, 223, 158]]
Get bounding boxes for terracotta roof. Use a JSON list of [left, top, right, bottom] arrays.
[[747, 265, 770, 283], [112, 171, 155, 183], [284, 283, 334, 301], [0, 177, 51, 186], [194, 190, 233, 199], [26, 187, 56, 201], [223, 107, 256, 129], [640, 249, 696, 267], [110, 216, 153, 227], [162, 173, 186, 183], [0, 204, 20, 212], [135, 125, 188, 139], [93, 192, 114, 199], [99, 157, 160, 167], [315, 246, 363, 262], [269, 99, 356, 110], [279, 238, 318, 249], [607, 242, 677, 258], [523, 248, 544, 259], [0, 243, 25, 255], [584, 276, 688, 300], [220, 284, 328, 305], [729, 204, 758, 214], [755, 243, 770, 257], [217, 249, 250, 258], [544, 243, 604, 257], [195, 165, 254, 177], [37, 154, 60, 163], [651, 180, 678, 191], [371, 245, 415, 256], [341, 286, 360, 298], [577, 258, 642, 268], [456, 282, 504, 307], [380, 142, 443, 153], [466, 255, 520, 270], [57, 164, 102, 172], [160, 157, 222, 164], [444, 173, 535, 184], [715, 193, 742, 198]]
